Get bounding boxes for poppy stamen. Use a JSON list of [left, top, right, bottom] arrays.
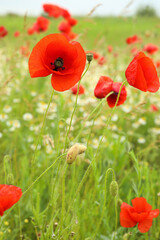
[[51, 57, 65, 71]]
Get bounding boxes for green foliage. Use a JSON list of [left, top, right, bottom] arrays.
[[136, 5, 157, 17]]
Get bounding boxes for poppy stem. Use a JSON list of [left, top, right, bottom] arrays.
[[92, 168, 116, 239], [63, 62, 90, 152], [23, 153, 67, 196], [30, 89, 54, 181], [74, 91, 114, 141]]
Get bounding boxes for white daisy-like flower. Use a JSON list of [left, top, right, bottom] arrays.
[[121, 105, 132, 113], [30, 144, 41, 150], [27, 136, 34, 142], [150, 128, 160, 135], [0, 132, 2, 138], [36, 102, 48, 113], [31, 91, 37, 97], [23, 113, 33, 121], [155, 116, 160, 125], [137, 137, 146, 144], [138, 117, 146, 125], [132, 122, 140, 129], [0, 114, 8, 122], [46, 145, 53, 154], [111, 114, 118, 122], [13, 98, 20, 103], [7, 120, 21, 128], [3, 105, 12, 113], [120, 136, 126, 143]]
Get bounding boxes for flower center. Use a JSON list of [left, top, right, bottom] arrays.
[[113, 92, 118, 96], [50, 57, 65, 71]]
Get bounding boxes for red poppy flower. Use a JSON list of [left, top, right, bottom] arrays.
[[21, 45, 30, 57], [151, 104, 158, 112], [28, 34, 86, 92], [120, 197, 159, 233], [71, 84, 85, 95], [98, 56, 106, 65], [34, 16, 50, 33], [107, 45, 113, 53], [61, 9, 71, 19], [62, 31, 78, 41], [43, 4, 62, 18], [0, 26, 8, 38], [131, 47, 139, 56], [94, 76, 113, 99], [143, 44, 159, 55], [0, 184, 22, 216], [67, 17, 78, 27], [125, 52, 159, 92], [107, 82, 127, 108], [14, 31, 20, 37], [126, 35, 141, 44], [58, 21, 71, 33], [27, 27, 35, 35], [156, 61, 160, 68], [86, 51, 100, 60]]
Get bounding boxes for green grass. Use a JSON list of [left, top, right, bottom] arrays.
[[0, 14, 160, 240]]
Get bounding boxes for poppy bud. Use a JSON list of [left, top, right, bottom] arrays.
[[117, 198, 123, 208], [66, 143, 87, 164], [86, 53, 93, 63], [123, 232, 132, 240], [7, 174, 14, 185], [110, 180, 118, 197]]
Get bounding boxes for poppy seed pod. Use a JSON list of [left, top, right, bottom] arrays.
[[86, 53, 93, 63], [110, 180, 118, 197], [66, 143, 87, 164]]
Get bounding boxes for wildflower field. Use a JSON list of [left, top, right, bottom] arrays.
[[0, 4, 160, 240]]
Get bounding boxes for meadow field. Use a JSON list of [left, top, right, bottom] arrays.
[[0, 10, 160, 240]]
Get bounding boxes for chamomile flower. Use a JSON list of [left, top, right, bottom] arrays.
[[0, 114, 8, 122], [3, 105, 12, 113], [137, 137, 146, 144], [23, 113, 33, 121]]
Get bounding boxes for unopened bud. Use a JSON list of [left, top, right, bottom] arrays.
[[7, 174, 14, 185], [86, 53, 93, 63], [71, 231, 75, 237], [117, 198, 123, 208], [66, 144, 86, 164], [110, 181, 118, 197], [123, 232, 132, 240]]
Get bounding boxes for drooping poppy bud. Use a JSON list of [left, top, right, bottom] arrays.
[[110, 181, 118, 197], [66, 143, 87, 164]]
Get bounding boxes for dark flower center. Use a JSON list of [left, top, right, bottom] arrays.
[[113, 92, 118, 96], [50, 57, 65, 71]]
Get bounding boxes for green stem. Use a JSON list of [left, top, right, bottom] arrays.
[[93, 168, 115, 239], [59, 164, 68, 239], [64, 63, 90, 151], [75, 91, 114, 142], [114, 197, 118, 238], [23, 153, 66, 196], [31, 89, 54, 178]]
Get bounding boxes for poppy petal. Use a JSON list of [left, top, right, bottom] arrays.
[[120, 203, 137, 228], [131, 197, 152, 213], [0, 185, 22, 216], [138, 218, 153, 233], [125, 52, 159, 92], [149, 209, 159, 218], [51, 72, 81, 92]]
